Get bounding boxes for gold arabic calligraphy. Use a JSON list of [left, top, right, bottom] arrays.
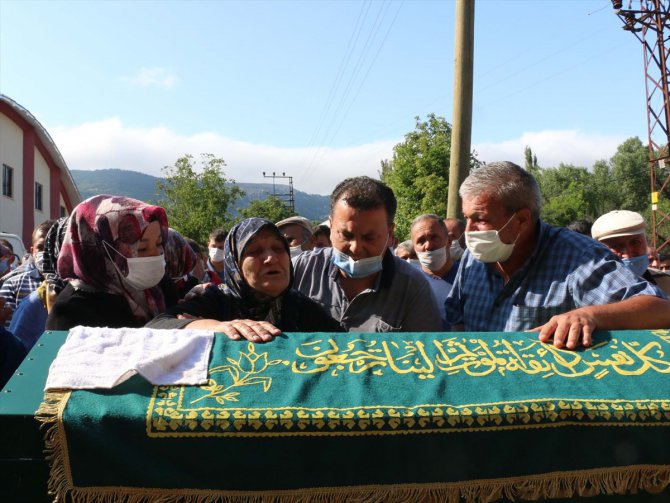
[[291, 331, 670, 379]]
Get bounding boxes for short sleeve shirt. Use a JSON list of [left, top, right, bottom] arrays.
[[292, 248, 442, 332], [445, 221, 665, 332]]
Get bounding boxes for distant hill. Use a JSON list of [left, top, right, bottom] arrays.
[[70, 169, 330, 222]]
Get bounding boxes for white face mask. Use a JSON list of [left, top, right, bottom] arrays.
[[406, 258, 420, 266], [290, 245, 303, 259], [465, 213, 518, 263], [209, 247, 225, 263], [330, 235, 389, 279], [417, 247, 448, 272], [449, 240, 464, 261], [123, 255, 166, 290], [103, 241, 166, 290]]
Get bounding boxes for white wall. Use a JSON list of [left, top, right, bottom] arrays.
[[34, 147, 50, 228], [0, 114, 23, 235]]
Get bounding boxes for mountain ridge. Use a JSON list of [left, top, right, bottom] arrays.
[[70, 169, 330, 221]]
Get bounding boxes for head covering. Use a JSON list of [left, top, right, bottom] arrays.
[[221, 218, 292, 321], [36, 216, 70, 304], [42, 217, 69, 280], [57, 194, 168, 322], [164, 228, 196, 279], [275, 216, 313, 236], [592, 210, 646, 241]]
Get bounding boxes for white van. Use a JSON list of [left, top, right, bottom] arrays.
[[0, 232, 27, 262]]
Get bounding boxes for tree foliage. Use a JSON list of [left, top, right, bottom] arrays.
[[380, 114, 461, 240], [237, 195, 295, 223], [155, 153, 244, 244], [524, 138, 651, 229], [610, 137, 649, 213], [536, 164, 597, 226]]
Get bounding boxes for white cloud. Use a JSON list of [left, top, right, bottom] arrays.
[[49, 120, 628, 197], [120, 67, 178, 88], [473, 130, 626, 169], [49, 118, 396, 195]]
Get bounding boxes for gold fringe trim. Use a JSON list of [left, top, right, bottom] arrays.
[[34, 392, 670, 502], [38, 460, 670, 503], [35, 390, 72, 501]]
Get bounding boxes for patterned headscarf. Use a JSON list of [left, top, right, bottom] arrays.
[[164, 228, 196, 279], [221, 218, 293, 320], [42, 216, 69, 280], [57, 194, 168, 322]]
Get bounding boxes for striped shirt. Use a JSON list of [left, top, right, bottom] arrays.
[[0, 259, 42, 329]]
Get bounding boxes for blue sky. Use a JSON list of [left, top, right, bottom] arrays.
[[0, 0, 648, 194]]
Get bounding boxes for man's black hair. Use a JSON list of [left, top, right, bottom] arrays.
[[209, 228, 228, 242], [330, 176, 396, 223]]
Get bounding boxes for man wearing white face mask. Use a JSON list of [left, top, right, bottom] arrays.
[[445, 161, 670, 350], [411, 214, 459, 330], [276, 216, 315, 259], [290, 176, 441, 332], [206, 228, 227, 285]]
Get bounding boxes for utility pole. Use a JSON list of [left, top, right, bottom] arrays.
[[612, 0, 670, 252], [447, 0, 475, 219], [262, 171, 295, 214]]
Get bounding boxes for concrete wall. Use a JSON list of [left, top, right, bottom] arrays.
[[0, 114, 23, 235]]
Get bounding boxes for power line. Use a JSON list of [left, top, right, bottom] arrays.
[[300, 1, 403, 184]]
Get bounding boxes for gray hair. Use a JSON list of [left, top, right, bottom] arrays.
[[410, 214, 448, 236], [395, 240, 414, 254], [459, 161, 542, 221]]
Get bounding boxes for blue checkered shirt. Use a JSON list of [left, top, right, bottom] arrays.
[[445, 221, 665, 332]]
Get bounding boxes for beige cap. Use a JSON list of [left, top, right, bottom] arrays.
[[591, 210, 646, 241], [275, 216, 313, 235]]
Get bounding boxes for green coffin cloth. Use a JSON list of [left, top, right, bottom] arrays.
[[38, 330, 670, 502]]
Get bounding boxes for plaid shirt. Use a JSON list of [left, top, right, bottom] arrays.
[[445, 221, 665, 332]]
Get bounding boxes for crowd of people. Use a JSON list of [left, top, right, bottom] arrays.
[[2, 161, 670, 388]]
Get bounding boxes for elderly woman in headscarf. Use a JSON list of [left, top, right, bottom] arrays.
[[46, 195, 168, 330], [147, 218, 342, 341]]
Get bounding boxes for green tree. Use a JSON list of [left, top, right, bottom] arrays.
[[381, 114, 474, 240], [591, 159, 617, 217], [155, 153, 244, 244], [536, 164, 596, 226], [610, 136, 649, 214], [238, 195, 294, 222], [524, 146, 540, 177]]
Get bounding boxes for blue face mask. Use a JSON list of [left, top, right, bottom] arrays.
[[330, 237, 388, 279], [0, 259, 9, 275], [622, 254, 649, 278]]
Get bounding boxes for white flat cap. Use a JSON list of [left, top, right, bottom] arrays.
[[591, 210, 646, 241], [275, 216, 313, 235]]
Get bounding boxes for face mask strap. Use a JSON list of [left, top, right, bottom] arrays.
[[102, 240, 128, 266], [498, 212, 517, 233]]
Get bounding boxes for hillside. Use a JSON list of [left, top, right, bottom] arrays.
[[70, 169, 330, 221]]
